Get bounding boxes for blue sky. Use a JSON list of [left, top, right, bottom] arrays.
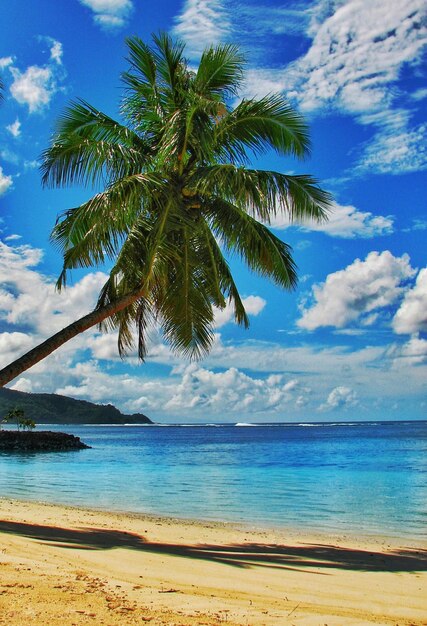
[[0, 0, 426, 422]]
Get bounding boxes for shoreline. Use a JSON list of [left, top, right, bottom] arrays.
[[1, 498, 426, 625], [3, 494, 426, 547]]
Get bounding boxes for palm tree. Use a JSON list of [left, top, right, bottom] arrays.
[[0, 34, 332, 387]]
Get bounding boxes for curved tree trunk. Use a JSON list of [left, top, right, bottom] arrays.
[[0, 288, 144, 388]]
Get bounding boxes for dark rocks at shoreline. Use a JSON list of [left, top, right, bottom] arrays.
[[0, 431, 91, 452]]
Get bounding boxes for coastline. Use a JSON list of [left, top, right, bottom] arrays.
[[1, 498, 426, 625]]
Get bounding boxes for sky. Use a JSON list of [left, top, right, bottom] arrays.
[[0, 0, 426, 423]]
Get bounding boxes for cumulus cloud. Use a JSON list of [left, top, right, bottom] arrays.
[[298, 251, 416, 330], [271, 202, 394, 238], [50, 359, 305, 418], [79, 0, 133, 30], [7, 328, 424, 421], [163, 364, 301, 414], [0, 241, 425, 421], [0, 166, 13, 196], [0, 56, 13, 69], [319, 386, 358, 412], [0, 240, 267, 378], [173, 0, 231, 57], [6, 118, 21, 138], [393, 268, 427, 335], [388, 335, 427, 366], [214, 295, 266, 328], [0, 332, 34, 365], [10, 66, 54, 113], [0, 241, 107, 338], [8, 39, 65, 113], [9, 377, 33, 393]]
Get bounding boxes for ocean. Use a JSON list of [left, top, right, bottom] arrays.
[[0, 421, 426, 538]]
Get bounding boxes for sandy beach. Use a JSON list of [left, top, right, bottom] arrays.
[[0, 499, 426, 625]]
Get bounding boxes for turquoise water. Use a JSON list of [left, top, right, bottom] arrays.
[[0, 421, 426, 538]]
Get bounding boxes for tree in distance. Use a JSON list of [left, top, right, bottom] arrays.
[[1, 408, 36, 431], [0, 33, 332, 387]]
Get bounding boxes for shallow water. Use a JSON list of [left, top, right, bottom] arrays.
[[0, 421, 426, 538]]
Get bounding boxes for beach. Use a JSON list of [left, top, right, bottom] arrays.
[[0, 499, 426, 625]]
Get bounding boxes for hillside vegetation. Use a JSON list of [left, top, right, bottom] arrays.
[[0, 388, 152, 425]]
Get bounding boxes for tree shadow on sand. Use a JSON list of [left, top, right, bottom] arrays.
[[0, 519, 426, 573]]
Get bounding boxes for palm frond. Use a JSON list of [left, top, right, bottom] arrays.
[[206, 199, 298, 289], [41, 100, 147, 188], [158, 227, 215, 360], [195, 44, 245, 98], [191, 165, 332, 222], [214, 94, 310, 161], [152, 32, 187, 96], [51, 172, 162, 288], [200, 223, 250, 328]]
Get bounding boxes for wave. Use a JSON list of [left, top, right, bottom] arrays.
[[234, 422, 257, 427]]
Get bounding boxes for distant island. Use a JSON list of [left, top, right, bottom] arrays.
[[0, 388, 153, 425]]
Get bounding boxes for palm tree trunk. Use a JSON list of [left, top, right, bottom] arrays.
[[0, 288, 144, 388]]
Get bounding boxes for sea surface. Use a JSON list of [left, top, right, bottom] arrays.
[[0, 421, 426, 538]]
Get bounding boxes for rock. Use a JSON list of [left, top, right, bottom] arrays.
[[0, 431, 91, 452]]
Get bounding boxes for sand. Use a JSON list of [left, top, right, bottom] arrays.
[[0, 499, 426, 625]]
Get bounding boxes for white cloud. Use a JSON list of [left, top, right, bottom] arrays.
[[298, 251, 416, 330], [356, 123, 427, 175], [214, 295, 266, 328], [411, 88, 427, 101], [6, 118, 21, 138], [0, 332, 34, 366], [0, 165, 13, 196], [393, 268, 427, 335], [271, 202, 394, 238], [0, 167, 13, 196], [162, 364, 300, 414], [410, 219, 427, 232], [240, 67, 287, 101], [7, 38, 65, 113], [319, 386, 358, 412], [0, 241, 107, 337], [49, 39, 63, 64], [46, 331, 426, 420], [24, 159, 39, 170], [229, 0, 427, 178], [173, 0, 231, 57], [10, 377, 33, 393], [285, 0, 427, 116], [79, 0, 133, 30], [0, 56, 13, 69], [389, 335, 427, 366], [240, 0, 427, 177], [0, 241, 425, 421], [0, 148, 20, 165], [10, 65, 54, 113], [4, 234, 22, 241]]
